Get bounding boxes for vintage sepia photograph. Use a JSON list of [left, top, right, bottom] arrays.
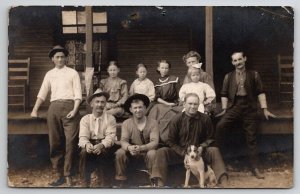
[[7, 6, 293, 188]]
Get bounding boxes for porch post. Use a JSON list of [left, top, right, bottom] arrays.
[[85, 6, 93, 68], [205, 6, 213, 79], [85, 6, 93, 112]]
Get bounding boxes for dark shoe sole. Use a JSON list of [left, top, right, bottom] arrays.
[[49, 177, 65, 186]]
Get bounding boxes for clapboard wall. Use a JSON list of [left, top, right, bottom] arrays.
[[115, 28, 190, 87], [8, 6, 61, 109], [9, 28, 54, 108]]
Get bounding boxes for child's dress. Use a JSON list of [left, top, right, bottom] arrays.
[[129, 78, 155, 101], [99, 77, 128, 117], [179, 81, 215, 113], [154, 75, 180, 104]]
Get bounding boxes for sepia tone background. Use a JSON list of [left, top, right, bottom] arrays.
[[7, 6, 293, 188]]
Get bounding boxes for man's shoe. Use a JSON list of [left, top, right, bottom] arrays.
[[151, 178, 164, 188], [151, 178, 157, 187], [49, 176, 65, 186], [252, 168, 265, 179], [78, 179, 89, 187], [113, 180, 126, 188], [65, 176, 73, 187], [217, 174, 230, 188]]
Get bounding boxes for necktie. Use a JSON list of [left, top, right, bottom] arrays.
[[95, 118, 99, 136]]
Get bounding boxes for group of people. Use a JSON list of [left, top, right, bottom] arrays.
[[30, 45, 276, 188]]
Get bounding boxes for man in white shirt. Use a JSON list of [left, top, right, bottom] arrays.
[[78, 89, 118, 187], [31, 45, 82, 186]]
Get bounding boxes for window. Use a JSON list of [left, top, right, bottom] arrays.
[[62, 10, 107, 34]]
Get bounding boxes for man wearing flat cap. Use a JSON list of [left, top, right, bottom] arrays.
[[31, 45, 82, 186], [114, 94, 159, 187], [78, 89, 118, 187]]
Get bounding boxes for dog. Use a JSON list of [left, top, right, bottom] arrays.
[[184, 145, 217, 188]]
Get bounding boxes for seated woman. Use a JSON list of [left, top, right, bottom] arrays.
[[99, 61, 128, 117], [154, 60, 180, 106], [148, 60, 183, 144]]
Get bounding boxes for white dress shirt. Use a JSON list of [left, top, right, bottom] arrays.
[[37, 66, 82, 102], [78, 112, 116, 148]]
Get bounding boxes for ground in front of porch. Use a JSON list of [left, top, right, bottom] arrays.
[[7, 134, 293, 188]]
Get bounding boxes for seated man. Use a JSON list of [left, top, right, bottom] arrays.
[[78, 89, 119, 187], [216, 51, 276, 179], [151, 93, 229, 187], [114, 94, 159, 187]]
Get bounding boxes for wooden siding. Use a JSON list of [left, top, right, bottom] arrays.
[[9, 28, 55, 109], [115, 29, 190, 86], [250, 53, 279, 104]]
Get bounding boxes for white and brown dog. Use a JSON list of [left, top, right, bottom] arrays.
[[184, 145, 217, 188]]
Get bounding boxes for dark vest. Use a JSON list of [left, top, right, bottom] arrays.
[[227, 70, 261, 109]]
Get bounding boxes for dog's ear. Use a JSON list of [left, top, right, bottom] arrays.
[[198, 146, 203, 155], [187, 146, 191, 153]]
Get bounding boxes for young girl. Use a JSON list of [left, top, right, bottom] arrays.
[[154, 60, 180, 106], [99, 61, 128, 117], [129, 63, 155, 102], [182, 51, 214, 89], [179, 66, 216, 114]]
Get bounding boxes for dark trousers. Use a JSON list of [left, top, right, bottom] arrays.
[[115, 148, 157, 180], [79, 142, 119, 183], [152, 147, 226, 184], [47, 100, 80, 177], [216, 96, 258, 167]]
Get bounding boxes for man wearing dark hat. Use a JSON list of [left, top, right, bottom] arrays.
[[31, 45, 82, 186], [114, 94, 159, 187], [78, 89, 118, 187]]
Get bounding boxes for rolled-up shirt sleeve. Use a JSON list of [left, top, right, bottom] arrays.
[[220, 74, 229, 98], [101, 115, 117, 148], [37, 73, 50, 101], [73, 72, 82, 101]]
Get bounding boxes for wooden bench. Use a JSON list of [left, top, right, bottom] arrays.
[[7, 110, 126, 136], [8, 58, 30, 112], [8, 106, 292, 135]]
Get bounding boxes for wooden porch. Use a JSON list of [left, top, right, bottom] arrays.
[[8, 105, 293, 135]]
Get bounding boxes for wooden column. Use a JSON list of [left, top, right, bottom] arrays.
[[205, 6, 213, 79], [85, 6, 93, 112], [85, 6, 93, 68]]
